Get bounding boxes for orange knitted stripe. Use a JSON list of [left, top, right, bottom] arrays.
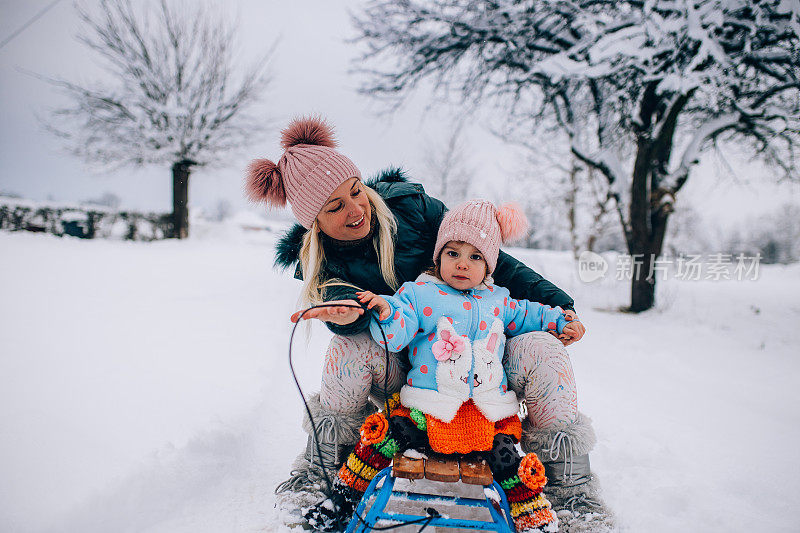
[[391, 405, 411, 418], [338, 467, 371, 492], [425, 400, 522, 454], [514, 509, 556, 530], [495, 414, 522, 441]]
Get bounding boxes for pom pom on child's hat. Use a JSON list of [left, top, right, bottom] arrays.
[[244, 115, 361, 229], [433, 200, 530, 274], [496, 202, 529, 242]]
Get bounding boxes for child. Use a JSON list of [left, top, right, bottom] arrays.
[[304, 200, 581, 533]]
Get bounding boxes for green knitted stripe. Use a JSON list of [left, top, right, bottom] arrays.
[[500, 475, 523, 490], [409, 408, 427, 430], [376, 438, 399, 458]]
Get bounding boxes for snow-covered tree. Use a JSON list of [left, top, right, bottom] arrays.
[[502, 130, 623, 256], [351, 0, 800, 311], [420, 119, 475, 206], [47, 0, 273, 238]]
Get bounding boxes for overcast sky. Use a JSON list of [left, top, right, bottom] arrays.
[[1, 0, 797, 225]]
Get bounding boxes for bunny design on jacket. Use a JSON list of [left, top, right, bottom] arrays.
[[368, 273, 568, 424]]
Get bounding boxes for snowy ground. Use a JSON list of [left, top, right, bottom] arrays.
[[1, 227, 799, 532]]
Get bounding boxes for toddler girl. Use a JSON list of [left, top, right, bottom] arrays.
[[305, 200, 581, 533]]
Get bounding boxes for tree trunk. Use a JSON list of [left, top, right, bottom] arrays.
[[568, 159, 579, 260], [171, 160, 193, 239], [629, 252, 655, 312], [627, 153, 656, 312], [628, 189, 672, 312], [627, 92, 686, 311], [625, 83, 662, 312]]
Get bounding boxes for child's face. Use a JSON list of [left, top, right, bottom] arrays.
[[439, 241, 488, 291]]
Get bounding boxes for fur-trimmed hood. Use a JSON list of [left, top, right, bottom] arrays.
[[274, 167, 414, 270]]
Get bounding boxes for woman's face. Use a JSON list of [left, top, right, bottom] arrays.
[[439, 241, 488, 291], [316, 177, 372, 241]]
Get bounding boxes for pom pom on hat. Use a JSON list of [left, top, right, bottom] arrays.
[[280, 115, 337, 149], [245, 158, 286, 207], [244, 114, 361, 228], [497, 202, 529, 242]]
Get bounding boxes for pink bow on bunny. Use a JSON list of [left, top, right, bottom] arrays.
[[431, 329, 465, 361]]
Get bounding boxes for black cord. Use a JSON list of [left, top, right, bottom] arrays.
[[415, 509, 440, 533], [288, 303, 436, 533]]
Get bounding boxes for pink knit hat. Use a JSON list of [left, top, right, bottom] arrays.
[[244, 116, 361, 228], [433, 200, 529, 274]]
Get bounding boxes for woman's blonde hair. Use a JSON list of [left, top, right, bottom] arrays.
[[297, 184, 399, 309]]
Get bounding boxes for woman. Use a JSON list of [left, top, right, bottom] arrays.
[[245, 116, 613, 532]]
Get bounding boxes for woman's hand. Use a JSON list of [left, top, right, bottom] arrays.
[[557, 309, 585, 346], [290, 299, 364, 325], [356, 291, 392, 321]]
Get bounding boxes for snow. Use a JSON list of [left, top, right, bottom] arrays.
[[587, 26, 649, 64], [1, 229, 799, 532], [666, 114, 741, 188], [402, 449, 427, 460], [483, 486, 500, 503]]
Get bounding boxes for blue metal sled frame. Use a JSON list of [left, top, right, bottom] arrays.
[[344, 466, 515, 533]]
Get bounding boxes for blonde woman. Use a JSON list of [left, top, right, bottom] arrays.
[[246, 117, 611, 532]]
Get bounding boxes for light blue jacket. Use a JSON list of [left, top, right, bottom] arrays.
[[368, 274, 568, 423]]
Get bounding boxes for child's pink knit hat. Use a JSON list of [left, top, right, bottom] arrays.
[[433, 200, 529, 274], [244, 116, 361, 229]]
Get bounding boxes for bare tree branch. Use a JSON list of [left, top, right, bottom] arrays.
[[46, 0, 275, 170], [43, 0, 275, 238]]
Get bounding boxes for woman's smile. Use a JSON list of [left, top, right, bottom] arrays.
[[346, 214, 365, 228]]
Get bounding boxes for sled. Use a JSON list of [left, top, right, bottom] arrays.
[[345, 451, 515, 533]]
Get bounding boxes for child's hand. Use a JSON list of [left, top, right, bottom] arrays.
[[356, 291, 392, 321], [290, 299, 364, 325], [558, 310, 585, 346]]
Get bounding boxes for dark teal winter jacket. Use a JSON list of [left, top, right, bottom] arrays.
[[274, 169, 575, 336]]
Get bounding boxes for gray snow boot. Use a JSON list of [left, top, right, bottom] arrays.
[[521, 413, 616, 533], [275, 394, 376, 509]]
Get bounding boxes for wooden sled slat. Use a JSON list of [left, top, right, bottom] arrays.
[[424, 453, 460, 482], [392, 453, 425, 479], [391, 449, 496, 485], [459, 454, 493, 485]]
